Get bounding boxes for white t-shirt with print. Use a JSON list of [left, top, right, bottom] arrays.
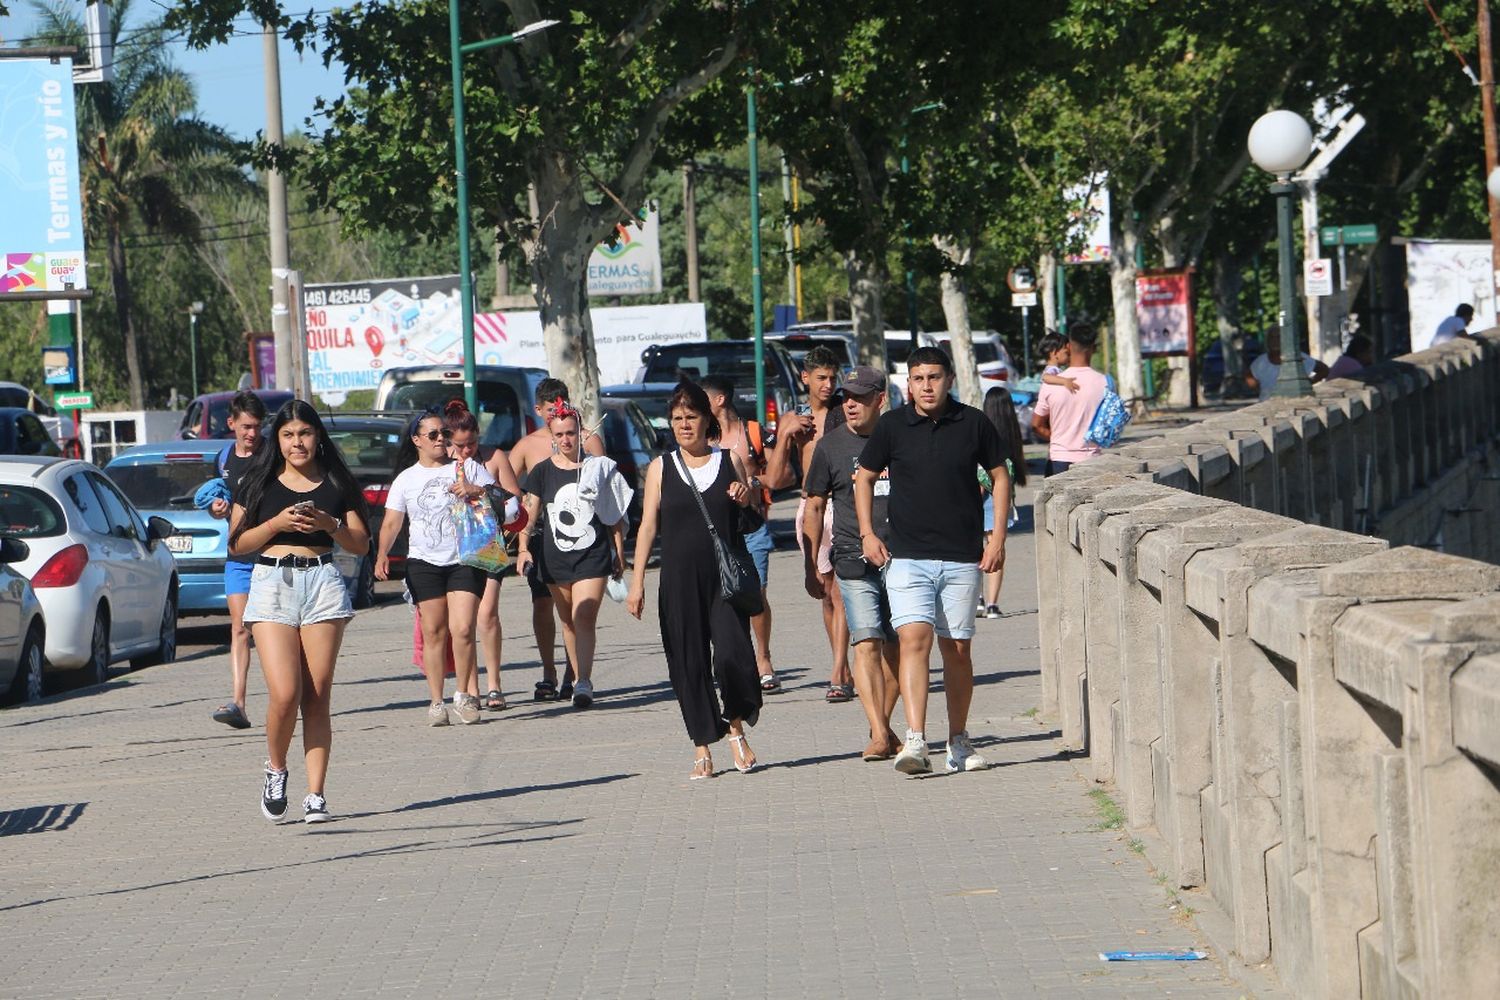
[[386, 458, 495, 565]]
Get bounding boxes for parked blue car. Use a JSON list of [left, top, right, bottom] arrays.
[[104, 440, 378, 614]]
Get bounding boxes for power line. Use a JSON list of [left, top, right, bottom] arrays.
[[122, 216, 339, 251]]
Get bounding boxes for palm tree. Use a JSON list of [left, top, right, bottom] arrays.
[[29, 0, 245, 408]]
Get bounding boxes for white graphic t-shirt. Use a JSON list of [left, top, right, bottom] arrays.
[[386, 458, 495, 566]]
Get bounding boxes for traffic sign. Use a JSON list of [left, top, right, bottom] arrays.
[[1012, 291, 1038, 308], [1006, 265, 1037, 293], [55, 391, 94, 410], [1320, 223, 1378, 246], [1304, 258, 1334, 297]]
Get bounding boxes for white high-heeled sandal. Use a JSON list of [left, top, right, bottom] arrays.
[[690, 755, 713, 780]]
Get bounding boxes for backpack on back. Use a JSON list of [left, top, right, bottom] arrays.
[[1084, 375, 1131, 449]]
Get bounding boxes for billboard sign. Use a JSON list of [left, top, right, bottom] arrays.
[[1404, 239, 1496, 351], [586, 206, 663, 296], [301, 274, 706, 402], [1063, 174, 1111, 264], [1135, 269, 1194, 356], [0, 58, 87, 295]]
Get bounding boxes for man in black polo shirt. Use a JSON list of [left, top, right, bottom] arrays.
[[854, 346, 1010, 775]]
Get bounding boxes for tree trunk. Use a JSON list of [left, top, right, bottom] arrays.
[[934, 234, 981, 407], [1108, 212, 1145, 406], [106, 221, 146, 409], [527, 171, 605, 431], [846, 245, 888, 371], [1212, 253, 1245, 385], [1039, 252, 1058, 337]]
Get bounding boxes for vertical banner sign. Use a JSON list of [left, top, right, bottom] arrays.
[[1134, 270, 1193, 355], [0, 58, 88, 294], [1063, 174, 1112, 264], [586, 206, 663, 296]]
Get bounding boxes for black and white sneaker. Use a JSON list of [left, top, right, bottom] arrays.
[[302, 793, 331, 824], [261, 763, 289, 822]]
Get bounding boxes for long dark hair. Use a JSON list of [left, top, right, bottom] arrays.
[[229, 400, 370, 549], [393, 409, 450, 477], [983, 387, 1027, 487]]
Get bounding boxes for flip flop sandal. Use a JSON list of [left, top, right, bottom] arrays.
[[485, 690, 508, 710], [533, 679, 558, 702], [825, 685, 852, 703], [759, 672, 781, 693]]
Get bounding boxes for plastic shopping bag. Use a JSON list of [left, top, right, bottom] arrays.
[[451, 493, 508, 573]]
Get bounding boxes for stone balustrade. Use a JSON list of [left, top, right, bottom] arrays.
[[1033, 332, 1500, 997]]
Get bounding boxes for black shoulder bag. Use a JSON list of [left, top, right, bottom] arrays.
[[673, 451, 764, 617]]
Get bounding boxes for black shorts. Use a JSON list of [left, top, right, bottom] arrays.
[[527, 564, 551, 602], [406, 559, 488, 603]]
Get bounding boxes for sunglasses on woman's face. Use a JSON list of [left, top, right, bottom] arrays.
[[421, 429, 452, 442]]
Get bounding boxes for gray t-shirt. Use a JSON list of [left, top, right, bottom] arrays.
[[804, 426, 890, 572]]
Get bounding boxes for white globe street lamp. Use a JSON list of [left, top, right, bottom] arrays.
[[1248, 110, 1315, 397]]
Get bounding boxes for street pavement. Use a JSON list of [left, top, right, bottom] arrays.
[[0, 486, 1263, 999]]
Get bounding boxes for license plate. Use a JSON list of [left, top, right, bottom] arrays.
[[166, 535, 193, 553]]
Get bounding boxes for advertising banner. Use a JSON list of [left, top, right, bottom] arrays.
[[0, 58, 87, 294], [1135, 269, 1194, 355], [301, 274, 706, 401], [586, 206, 663, 296], [1404, 239, 1496, 351], [1063, 174, 1112, 264]]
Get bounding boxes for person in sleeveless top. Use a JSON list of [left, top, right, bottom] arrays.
[[627, 381, 763, 779], [229, 400, 371, 823]]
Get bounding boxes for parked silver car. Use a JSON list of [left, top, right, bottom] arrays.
[[0, 535, 45, 704], [0, 457, 178, 685]]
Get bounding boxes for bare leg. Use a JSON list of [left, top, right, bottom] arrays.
[[445, 588, 481, 698], [476, 576, 502, 697], [251, 622, 304, 771], [983, 568, 1003, 608], [296, 619, 347, 795], [534, 593, 557, 681], [227, 592, 252, 711], [850, 639, 892, 745], [896, 622, 935, 736], [751, 597, 774, 677], [937, 636, 975, 738], [824, 570, 850, 686], [727, 718, 756, 770], [879, 640, 900, 722], [417, 597, 450, 705], [552, 578, 604, 685]]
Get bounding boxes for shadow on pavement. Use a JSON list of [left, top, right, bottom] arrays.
[[376, 771, 639, 816], [0, 802, 87, 836]]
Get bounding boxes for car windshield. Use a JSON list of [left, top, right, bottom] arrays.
[[776, 337, 853, 369], [608, 390, 674, 428], [385, 382, 523, 449], [0, 387, 32, 409], [642, 345, 773, 390], [328, 427, 401, 479], [0, 484, 64, 537], [108, 457, 219, 509], [885, 337, 915, 368]]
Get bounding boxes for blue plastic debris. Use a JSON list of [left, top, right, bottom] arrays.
[[1099, 949, 1208, 962]]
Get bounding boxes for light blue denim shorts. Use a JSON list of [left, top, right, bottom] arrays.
[[884, 558, 981, 640], [243, 561, 353, 628], [837, 566, 895, 645], [743, 523, 775, 589]]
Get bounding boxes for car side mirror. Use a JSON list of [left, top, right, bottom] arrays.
[[0, 536, 29, 563], [146, 516, 176, 542]]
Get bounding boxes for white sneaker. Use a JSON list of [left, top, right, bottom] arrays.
[[452, 692, 481, 725], [427, 702, 450, 727], [945, 731, 987, 772], [894, 731, 931, 775], [572, 678, 594, 708]]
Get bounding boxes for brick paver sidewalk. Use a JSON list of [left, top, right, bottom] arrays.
[[0, 495, 1260, 998]]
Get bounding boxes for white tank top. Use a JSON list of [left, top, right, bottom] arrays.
[[678, 449, 722, 492]]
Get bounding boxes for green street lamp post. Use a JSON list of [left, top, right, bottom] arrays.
[[1248, 110, 1315, 398], [747, 79, 767, 426], [448, 10, 558, 411]]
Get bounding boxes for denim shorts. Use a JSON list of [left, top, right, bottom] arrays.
[[243, 561, 353, 628], [837, 567, 895, 645], [224, 559, 254, 597], [743, 522, 775, 589], [885, 558, 981, 640]]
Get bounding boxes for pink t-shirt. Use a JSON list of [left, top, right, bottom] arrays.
[[1035, 366, 1108, 463]]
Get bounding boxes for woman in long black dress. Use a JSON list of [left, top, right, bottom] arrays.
[[627, 381, 763, 779]]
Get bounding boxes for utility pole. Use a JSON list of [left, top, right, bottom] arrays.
[[781, 153, 796, 319], [682, 163, 701, 303], [263, 24, 295, 395], [1481, 0, 1500, 297]]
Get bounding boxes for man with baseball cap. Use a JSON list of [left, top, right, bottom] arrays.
[[801, 366, 902, 759]]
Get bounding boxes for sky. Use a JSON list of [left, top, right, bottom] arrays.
[[0, 5, 348, 140]]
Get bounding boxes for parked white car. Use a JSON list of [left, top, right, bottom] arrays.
[[930, 330, 1017, 390], [0, 457, 178, 684], [0, 535, 46, 703]]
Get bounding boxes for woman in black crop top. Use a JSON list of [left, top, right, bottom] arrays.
[[229, 400, 370, 825]]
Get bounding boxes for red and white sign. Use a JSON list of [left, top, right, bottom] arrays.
[[1134, 269, 1193, 355], [1304, 258, 1334, 297]]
